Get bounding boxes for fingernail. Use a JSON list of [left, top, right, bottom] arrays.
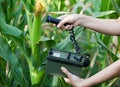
[[61, 67, 64, 70]]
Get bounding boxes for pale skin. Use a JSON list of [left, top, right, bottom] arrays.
[[56, 14, 120, 87]]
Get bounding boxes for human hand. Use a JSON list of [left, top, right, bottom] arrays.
[[61, 67, 89, 87], [57, 14, 83, 30]]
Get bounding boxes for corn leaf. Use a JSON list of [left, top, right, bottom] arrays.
[[93, 11, 115, 17], [0, 12, 31, 71], [0, 13, 23, 40], [111, 0, 120, 16], [0, 35, 26, 87], [95, 33, 118, 61]]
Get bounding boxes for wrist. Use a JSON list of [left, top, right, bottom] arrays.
[[77, 79, 93, 87], [77, 14, 88, 26]]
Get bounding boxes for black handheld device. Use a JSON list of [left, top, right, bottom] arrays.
[[46, 15, 90, 77]]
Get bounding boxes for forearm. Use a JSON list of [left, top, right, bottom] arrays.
[[79, 15, 120, 35], [83, 60, 120, 86]]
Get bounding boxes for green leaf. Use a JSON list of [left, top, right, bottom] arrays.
[[0, 0, 3, 3], [22, 0, 34, 13], [31, 69, 45, 85], [91, 0, 102, 12], [95, 33, 118, 61], [0, 13, 30, 63], [93, 11, 115, 17], [31, 15, 42, 55], [0, 13, 30, 62], [111, 0, 120, 16], [0, 13, 23, 40], [59, 77, 71, 87], [0, 35, 26, 87], [13, 2, 23, 26]]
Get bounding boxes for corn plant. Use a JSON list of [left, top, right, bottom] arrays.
[[0, 0, 120, 87]]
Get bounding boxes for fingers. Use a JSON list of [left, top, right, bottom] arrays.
[[61, 67, 85, 87], [57, 14, 74, 30], [64, 78, 71, 83], [57, 17, 70, 28], [58, 25, 73, 30], [64, 25, 73, 30], [57, 14, 75, 30], [57, 20, 73, 30], [61, 67, 73, 78]]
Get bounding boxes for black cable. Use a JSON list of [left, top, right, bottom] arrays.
[[69, 29, 81, 55]]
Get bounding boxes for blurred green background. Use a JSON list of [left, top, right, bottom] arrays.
[[0, 0, 120, 87]]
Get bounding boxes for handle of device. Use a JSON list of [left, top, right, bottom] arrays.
[[46, 15, 69, 26]]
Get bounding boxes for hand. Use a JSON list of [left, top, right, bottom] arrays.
[[61, 67, 89, 87], [57, 14, 83, 30]]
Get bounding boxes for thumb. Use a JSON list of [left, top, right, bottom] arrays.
[[61, 67, 73, 78]]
